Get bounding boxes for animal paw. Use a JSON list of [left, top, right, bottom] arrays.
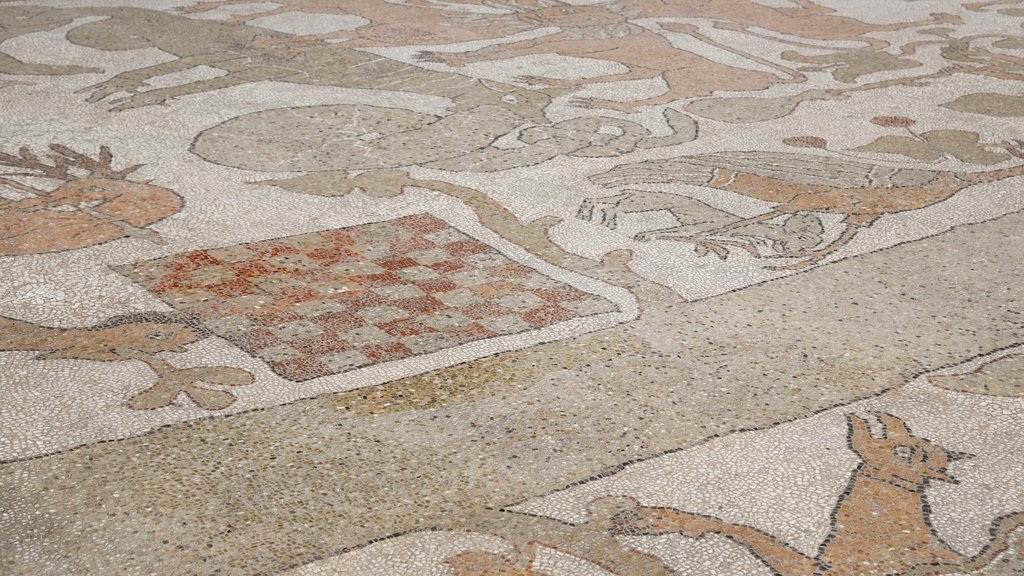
[[688, 238, 732, 260], [108, 92, 171, 112], [79, 81, 137, 103]]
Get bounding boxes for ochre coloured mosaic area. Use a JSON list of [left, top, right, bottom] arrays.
[[2, 1, 1024, 574], [118, 215, 617, 381]]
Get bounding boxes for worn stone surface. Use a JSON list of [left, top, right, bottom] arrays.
[[1, 1, 1022, 574]]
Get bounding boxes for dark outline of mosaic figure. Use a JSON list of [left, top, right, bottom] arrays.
[[0, 144, 182, 255], [191, 105, 697, 173], [6, 4, 1024, 123], [56, 7, 557, 120], [0, 5, 555, 121], [581, 143, 1024, 270], [182, 0, 957, 116], [436, 496, 678, 576], [6, 5, 682, 173], [413, 0, 960, 112], [179, 0, 1022, 125], [609, 413, 1024, 576], [182, 0, 568, 47], [0, 8, 102, 76], [0, 313, 255, 411], [928, 352, 1024, 398]]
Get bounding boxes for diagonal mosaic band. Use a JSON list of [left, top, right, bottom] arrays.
[[117, 214, 618, 381]]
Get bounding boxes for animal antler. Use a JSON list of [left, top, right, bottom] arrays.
[[49, 144, 143, 180], [0, 146, 75, 180], [0, 144, 142, 181]]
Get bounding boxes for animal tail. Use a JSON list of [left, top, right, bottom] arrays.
[[905, 511, 1024, 576]]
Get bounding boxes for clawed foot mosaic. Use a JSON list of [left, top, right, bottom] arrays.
[[1, 1, 1022, 574]]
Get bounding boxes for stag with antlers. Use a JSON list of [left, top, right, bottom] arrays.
[[0, 144, 182, 255]]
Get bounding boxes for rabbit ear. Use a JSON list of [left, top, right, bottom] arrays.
[[878, 413, 912, 439], [847, 414, 873, 448]]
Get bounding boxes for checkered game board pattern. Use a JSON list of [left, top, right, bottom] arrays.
[[118, 215, 618, 381]]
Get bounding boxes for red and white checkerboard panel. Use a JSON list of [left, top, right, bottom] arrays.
[[119, 215, 618, 381]]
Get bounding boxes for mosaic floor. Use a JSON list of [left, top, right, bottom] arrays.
[[1, 0, 1023, 574]]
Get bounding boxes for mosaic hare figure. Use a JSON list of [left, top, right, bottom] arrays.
[[611, 413, 1024, 576]]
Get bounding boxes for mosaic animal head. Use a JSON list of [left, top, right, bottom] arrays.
[[848, 413, 973, 486], [472, 80, 565, 125]]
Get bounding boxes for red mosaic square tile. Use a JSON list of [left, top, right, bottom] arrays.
[[444, 239, 490, 258], [254, 243, 300, 258], [276, 286, 319, 304], [272, 357, 332, 381], [362, 341, 413, 363], [415, 278, 458, 293], [395, 214, 448, 234], [306, 247, 345, 264], [390, 236, 435, 253], [292, 335, 353, 357], [234, 328, 282, 351], [313, 311, 365, 333], [377, 318, 437, 337], [151, 272, 201, 295], [319, 229, 358, 247], [522, 305, 576, 328], [117, 215, 616, 382], [376, 256, 419, 270], [349, 271, 403, 287], [534, 285, 588, 304], [392, 295, 445, 315], [448, 322, 497, 344], [169, 251, 220, 272], [428, 260, 466, 274], [230, 261, 275, 278], [207, 278, 258, 298]]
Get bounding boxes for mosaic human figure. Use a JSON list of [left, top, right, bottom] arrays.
[[611, 413, 1024, 575]]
